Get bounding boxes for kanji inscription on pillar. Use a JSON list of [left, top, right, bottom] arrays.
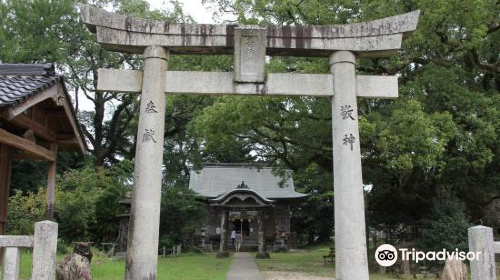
[[246, 37, 255, 61], [145, 101, 158, 113], [343, 133, 356, 151], [142, 129, 157, 143], [341, 105, 355, 120]]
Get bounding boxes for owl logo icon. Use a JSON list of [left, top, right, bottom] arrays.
[[375, 244, 398, 266]]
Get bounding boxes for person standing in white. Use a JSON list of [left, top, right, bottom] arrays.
[[235, 231, 242, 252], [231, 229, 236, 247]]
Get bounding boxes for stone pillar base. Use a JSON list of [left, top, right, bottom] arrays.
[[216, 252, 230, 258], [255, 252, 270, 259]]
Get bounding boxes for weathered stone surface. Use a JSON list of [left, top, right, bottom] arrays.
[[125, 46, 168, 280], [331, 51, 369, 280], [468, 226, 497, 280], [3, 247, 21, 280], [97, 69, 399, 99], [441, 258, 467, 280], [79, 4, 419, 57], [32, 220, 58, 280], [234, 27, 266, 83], [79, 4, 418, 38], [95, 27, 404, 57], [56, 254, 92, 280], [0, 235, 33, 247]]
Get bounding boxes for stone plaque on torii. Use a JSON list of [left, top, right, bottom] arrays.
[[79, 5, 419, 280]]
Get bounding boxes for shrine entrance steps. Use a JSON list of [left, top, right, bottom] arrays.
[[225, 252, 265, 280]]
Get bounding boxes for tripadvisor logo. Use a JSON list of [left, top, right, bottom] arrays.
[[375, 244, 398, 267], [375, 244, 482, 267]]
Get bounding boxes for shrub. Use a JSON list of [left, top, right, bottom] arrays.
[[418, 198, 472, 252], [159, 187, 206, 249], [6, 188, 46, 235], [55, 161, 132, 243]]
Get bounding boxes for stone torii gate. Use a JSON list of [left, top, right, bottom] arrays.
[[79, 5, 419, 280]]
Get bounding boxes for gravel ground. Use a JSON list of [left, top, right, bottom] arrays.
[[263, 271, 334, 280]]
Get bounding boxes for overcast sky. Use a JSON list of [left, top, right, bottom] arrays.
[[145, 0, 232, 24]]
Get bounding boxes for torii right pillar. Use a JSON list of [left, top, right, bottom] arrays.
[[330, 51, 369, 279]]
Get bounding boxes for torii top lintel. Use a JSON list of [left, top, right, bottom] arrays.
[[79, 4, 419, 58]]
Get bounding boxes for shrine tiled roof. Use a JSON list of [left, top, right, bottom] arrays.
[[0, 64, 62, 107], [0, 63, 87, 152], [189, 163, 308, 200]]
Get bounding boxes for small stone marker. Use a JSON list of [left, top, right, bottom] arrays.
[[441, 258, 467, 280], [468, 226, 497, 280], [32, 220, 58, 280]]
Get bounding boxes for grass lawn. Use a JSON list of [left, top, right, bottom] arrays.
[[5, 251, 231, 280], [255, 248, 336, 277], [254, 245, 438, 280]]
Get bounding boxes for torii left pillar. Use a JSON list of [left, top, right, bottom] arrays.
[[126, 46, 169, 280]]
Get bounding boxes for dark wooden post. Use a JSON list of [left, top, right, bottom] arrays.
[[45, 143, 57, 220], [0, 143, 12, 263]]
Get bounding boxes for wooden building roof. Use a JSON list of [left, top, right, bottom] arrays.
[[0, 63, 86, 155]]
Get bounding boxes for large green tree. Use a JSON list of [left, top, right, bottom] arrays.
[[195, 0, 500, 243]]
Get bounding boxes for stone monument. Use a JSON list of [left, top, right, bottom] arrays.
[[79, 5, 420, 280]]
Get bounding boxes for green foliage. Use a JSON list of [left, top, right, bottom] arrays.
[[9, 161, 49, 194], [418, 198, 472, 252], [159, 187, 206, 248], [6, 188, 46, 235], [55, 161, 132, 242], [292, 163, 334, 244], [0, 0, 75, 63], [10, 153, 87, 194]]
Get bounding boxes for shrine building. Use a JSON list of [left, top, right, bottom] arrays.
[[0, 63, 86, 247], [189, 163, 307, 251]]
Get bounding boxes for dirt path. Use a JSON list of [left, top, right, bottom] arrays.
[[263, 271, 334, 280]]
